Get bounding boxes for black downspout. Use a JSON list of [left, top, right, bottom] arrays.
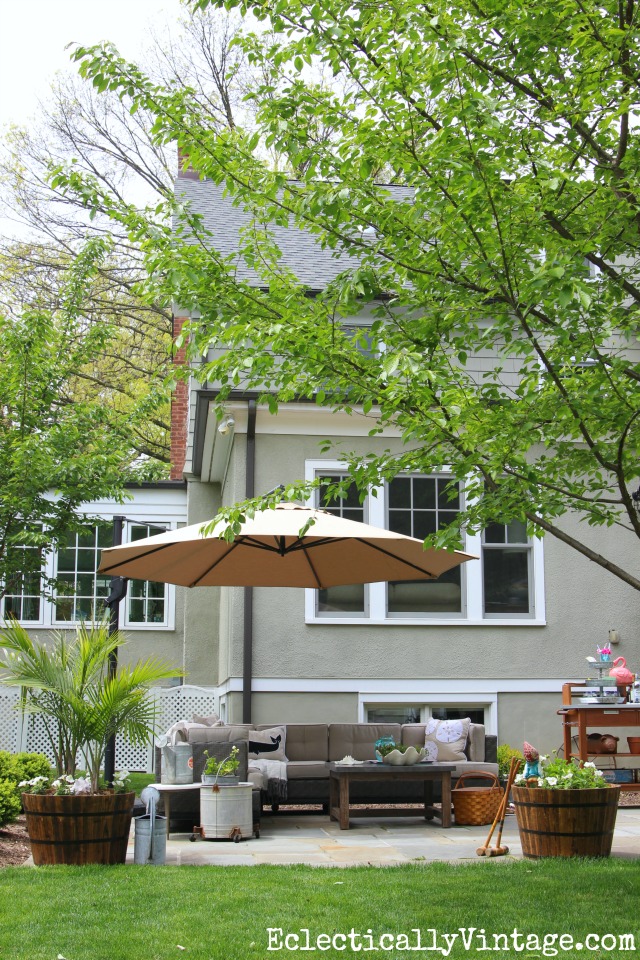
[[103, 516, 125, 786], [242, 400, 257, 723]]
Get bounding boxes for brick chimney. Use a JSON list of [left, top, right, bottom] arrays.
[[177, 146, 199, 181], [170, 315, 189, 480]]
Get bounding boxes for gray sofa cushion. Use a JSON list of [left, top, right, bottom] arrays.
[[329, 723, 401, 761], [286, 760, 331, 780], [257, 723, 329, 762], [187, 724, 254, 743]]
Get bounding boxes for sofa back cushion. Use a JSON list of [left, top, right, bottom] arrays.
[[257, 723, 329, 762], [187, 723, 254, 744], [401, 722, 486, 762], [249, 725, 287, 761], [329, 723, 401, 761]]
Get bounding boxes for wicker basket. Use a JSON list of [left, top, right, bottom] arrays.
[[452, 772, 503, 826]]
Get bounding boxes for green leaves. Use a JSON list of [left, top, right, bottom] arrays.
[[0, 621, 181, 792], [60, 0, 640, 589]]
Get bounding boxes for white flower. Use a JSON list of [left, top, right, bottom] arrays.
[[514, 773, 525, 782], [545, 776, 558, 786], [51, 780, 61, 790], [18, 780, 28, 788], [540, 755, 549, 762], [71, 777, 92, 795], [594, 768, 604, 777], [562, 771, 573, 779], [584, 761, 596, 769], [115, 770, 129, 781]]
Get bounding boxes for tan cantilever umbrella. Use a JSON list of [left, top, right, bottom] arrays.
[[98, 502, 474, 587]]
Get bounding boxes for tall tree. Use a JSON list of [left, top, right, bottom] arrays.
[[61, 0, 640, 590], [0, 240, 147, 598], [0, 6, 257, 473]]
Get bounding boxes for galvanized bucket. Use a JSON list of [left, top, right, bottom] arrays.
[[161, 742, 194, 784], [200, 782, 253, 841], [134, 813, 167, 865]]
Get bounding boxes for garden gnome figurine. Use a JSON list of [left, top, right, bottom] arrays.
[[523, 741, 541, 780]]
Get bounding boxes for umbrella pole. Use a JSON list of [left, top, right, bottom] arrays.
[[104, 516, 125, 786], [242, 401, 257, 723]]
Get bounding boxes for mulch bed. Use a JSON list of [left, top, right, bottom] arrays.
[[0, 816, 31, 867]]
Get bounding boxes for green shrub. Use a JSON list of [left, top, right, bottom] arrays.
[[0, 751, 50, 785], [497, 743, 524, 780], [0, 778, 21, 828], [12, 752, 51, 783]]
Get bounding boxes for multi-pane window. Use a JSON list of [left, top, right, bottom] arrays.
[[387, 476, 463, 616], [316, 475, 366, 615], [2, 547, 42, 622], [54, 525, 113, 622], [482, 520, 531, 616], [127, 524, 167, 624], [306, 461, 543, 623]]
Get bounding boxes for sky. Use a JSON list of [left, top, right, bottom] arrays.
[[0, 0, 184, 129]]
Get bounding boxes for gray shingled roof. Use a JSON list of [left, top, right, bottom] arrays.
[[174, 178, 413, 289]]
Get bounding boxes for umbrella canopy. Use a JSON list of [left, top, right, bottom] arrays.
[[98, 503, 475, 589]]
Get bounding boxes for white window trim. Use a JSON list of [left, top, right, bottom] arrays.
[[358, 691, 498, 734], [304, 459, 545, 626], [2, 518, 180, 632]]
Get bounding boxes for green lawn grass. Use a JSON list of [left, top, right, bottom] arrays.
[[126, 771, 156, 795], [1, 860, 638, 960]]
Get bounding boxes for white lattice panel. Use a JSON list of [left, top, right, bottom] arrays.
[[25, 714, 58, 764], [0, 687, 21, 753], [155, 685, 218, 733], [115, 739, 153, 773], [0, 682, 216, 773]]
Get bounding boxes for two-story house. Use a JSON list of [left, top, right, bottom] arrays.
[[169, 169, 640, 753]]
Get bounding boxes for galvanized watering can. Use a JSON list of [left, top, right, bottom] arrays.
[[161, 742, 193, 784], [134, 786, 167, 865]]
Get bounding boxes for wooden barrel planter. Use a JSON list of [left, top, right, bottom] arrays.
[[512, 786, 620, 858], [22, 792, 135, 866]]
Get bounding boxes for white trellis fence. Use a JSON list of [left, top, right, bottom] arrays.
[[0, 683, 218, 773]]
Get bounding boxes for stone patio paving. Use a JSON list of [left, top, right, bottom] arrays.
[[126, 806, 640, 867]]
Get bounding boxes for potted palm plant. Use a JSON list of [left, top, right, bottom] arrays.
[[0, 619, 180, 865]]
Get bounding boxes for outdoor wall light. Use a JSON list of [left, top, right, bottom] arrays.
[[218, 415, 235, 436]]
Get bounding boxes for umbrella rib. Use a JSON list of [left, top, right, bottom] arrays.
[[355, 539, 439, 578], [99, 541, 175, 574], [190, 539, 239, 587], [300, 546, 323, 589]]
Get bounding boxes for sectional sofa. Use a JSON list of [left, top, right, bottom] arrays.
[[155, 721, 498, 831]]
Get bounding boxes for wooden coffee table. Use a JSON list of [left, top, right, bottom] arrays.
[[328, 762, 455, 830]]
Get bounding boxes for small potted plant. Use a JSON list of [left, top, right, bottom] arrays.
[[202, 746, 241, 785]]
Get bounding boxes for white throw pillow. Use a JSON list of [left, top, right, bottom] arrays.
[[248, 726, 287, 761], [424, 718, 470, 762]]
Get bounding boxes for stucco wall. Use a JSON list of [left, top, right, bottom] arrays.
[[181, 478, 222, 683], [227, 691, 358, 724], [186, 406, 640, 743]]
